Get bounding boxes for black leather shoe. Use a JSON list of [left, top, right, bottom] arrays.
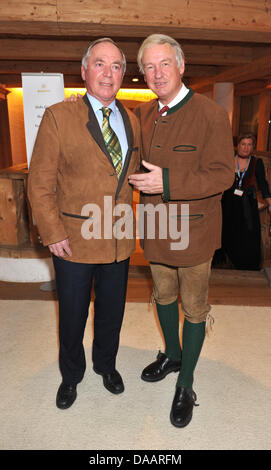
[[93, 368, 124, 394], [56, 382, 77, 409], [170, 386, 199, 428], [141, 351, 181, 382]]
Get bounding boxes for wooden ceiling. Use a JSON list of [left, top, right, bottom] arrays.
[[1, 0, 271, 95]]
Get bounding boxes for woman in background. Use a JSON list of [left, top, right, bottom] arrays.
[[221, 133, 271, 270]]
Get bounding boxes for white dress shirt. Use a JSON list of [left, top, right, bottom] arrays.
[[86, 93, 128, 163]]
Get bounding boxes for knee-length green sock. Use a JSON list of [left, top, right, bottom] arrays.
[[177, 319, 205, 389], [156, 300, 182, 361]]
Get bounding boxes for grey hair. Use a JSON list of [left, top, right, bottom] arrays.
[[81, 37, 126, 74], [137, 34, 185, 74]]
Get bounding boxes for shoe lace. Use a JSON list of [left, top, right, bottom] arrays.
[[192, 390, 199, 407]]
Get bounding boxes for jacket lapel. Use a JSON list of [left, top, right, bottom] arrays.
[[83, 94, 115, 169], [115, 99, 134, 197], [83, 94, 134, 197], [135, 100, 157, 162]]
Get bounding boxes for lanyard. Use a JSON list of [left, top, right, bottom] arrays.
[[236, 156, 250, 188]]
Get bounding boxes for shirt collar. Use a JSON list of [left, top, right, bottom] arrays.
[[158, 83, 189, 110], [86, 93, 117, 115]]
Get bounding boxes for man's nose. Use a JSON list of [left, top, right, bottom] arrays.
[[103, 65, 112, 76], [154, 66, 162, 78]]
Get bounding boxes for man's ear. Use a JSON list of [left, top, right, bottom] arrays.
[[81, 65, 86, 82], [179, 61, 185, 77]]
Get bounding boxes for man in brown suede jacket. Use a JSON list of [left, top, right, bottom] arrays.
[[28, 38, 140, 409], [129, 34, 234, 428]]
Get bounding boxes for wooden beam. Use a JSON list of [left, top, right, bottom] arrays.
[[0, 0, 271, 43], [0, 74, 84, 88], [182, 43, 255, 66], [1, 21, 271, 44], [190, 54, 271, 91], [0, 74, 148, 89], [0, 39, 88, 61], [0, 60, 227, 78], [1, 38, 268, 66], [0, 0, 57, 23], [235, 80, 271, 96], [0, 60, 82, 75], [0, 60, 144, 76]]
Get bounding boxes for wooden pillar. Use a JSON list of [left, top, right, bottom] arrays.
[[257, 90, 271, 151], [0, 86, 12, 170], [256, 90, 271, 261], [232, 95, 241, 142], [213, 82, 234, 126]]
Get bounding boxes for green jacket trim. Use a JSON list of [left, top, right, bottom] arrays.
[[161, 89, 194, 202], [167, 89, 194, 115], [173, 144, 197, 152], [162, 168, 170, 202]]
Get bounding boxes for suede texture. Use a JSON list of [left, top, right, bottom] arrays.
[[27, 95, 140, 264], [135, 92, 235, 267]]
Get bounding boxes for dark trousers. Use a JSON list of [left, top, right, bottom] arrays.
[[52, 255, 130, 386]]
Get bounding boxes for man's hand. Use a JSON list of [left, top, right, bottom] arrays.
[[128, 160, 163, 194], [64, 93, 83, 102], [48, 239, 72, 258]]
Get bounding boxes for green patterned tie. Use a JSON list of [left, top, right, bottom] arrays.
[[101, 107, 122, 178]]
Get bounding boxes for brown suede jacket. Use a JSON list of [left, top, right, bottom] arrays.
[[135, 90, 235, 266], [27, 95, 140, 263]]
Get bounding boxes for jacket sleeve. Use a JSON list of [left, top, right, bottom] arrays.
[[27, 108, 68, 246], [165, 106, 235, 201]]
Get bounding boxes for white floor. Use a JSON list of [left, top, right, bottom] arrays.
[[0, 300, 271, 450]]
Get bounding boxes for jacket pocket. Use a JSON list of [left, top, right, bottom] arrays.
[[173, 145, 197, 152], [62, 211, 92, 220]]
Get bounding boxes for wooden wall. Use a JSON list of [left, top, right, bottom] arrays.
[[1, 0, 271, 39]]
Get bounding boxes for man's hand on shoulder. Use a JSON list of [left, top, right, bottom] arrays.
[[64, 93, 83, 103]]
